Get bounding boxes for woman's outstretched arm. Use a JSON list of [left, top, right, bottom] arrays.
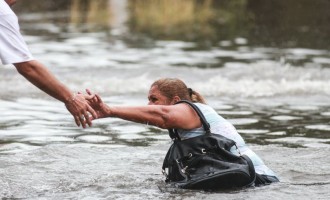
[[87, 91, 201, 130]]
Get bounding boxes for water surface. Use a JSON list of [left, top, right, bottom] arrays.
[[1, 0, 330, 199]]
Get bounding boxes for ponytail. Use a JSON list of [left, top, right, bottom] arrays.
[[188, 88, 206, 104]]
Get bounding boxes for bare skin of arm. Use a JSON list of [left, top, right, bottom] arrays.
[[89, 94, 201, 130], [5, 0, 96, 128], [5, 0, 16, 6], [14, 60, 97, 128]]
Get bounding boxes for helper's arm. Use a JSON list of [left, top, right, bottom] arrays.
[[14, 60, 96, 128]]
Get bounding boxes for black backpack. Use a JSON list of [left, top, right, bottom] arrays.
[[162, 100, 256, 190]]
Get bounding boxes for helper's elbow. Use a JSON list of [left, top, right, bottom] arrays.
[[14, 61, 36, 76]]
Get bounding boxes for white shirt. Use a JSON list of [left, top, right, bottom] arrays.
[[0, 0, 33, 65]]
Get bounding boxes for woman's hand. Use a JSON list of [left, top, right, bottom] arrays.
[[84, 89, 110, 119]]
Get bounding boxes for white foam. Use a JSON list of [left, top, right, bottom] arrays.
[[305, 125, 330, 131], [219, 40, 232, 47], [312, 57, 330, 64], [288, 105, 320, 111], [65, 36, 102, 45], [234, 37, 248, 45], [237, 129, 269, 134], [218, 110, 253, 115], [321, 112, 330, 116], [156, 40, 196, 48], [227, 118, 258, 125], [19, 136, 74, 144], [76, 135, 112, 143], [266, 137, 330, 146], [270, 115, 302, 121], [267, 131, 287, 136], [285, 48, 327, 56], [0, 143, 40, 154], [117, 133, 145, 140]]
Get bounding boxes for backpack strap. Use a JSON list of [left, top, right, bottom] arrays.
[[242, 155, 257, 186], [168, 100, 211, 140]]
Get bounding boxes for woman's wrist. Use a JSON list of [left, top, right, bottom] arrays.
[[105, 105, 113, 117]]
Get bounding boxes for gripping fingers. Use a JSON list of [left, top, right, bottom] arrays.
[[96, 94, 103, 103], [84, 112, 92, 127], [74, 115, 81, 127], [79, 114, 87, 128], [86, 89, 92, 95], [87, 104, 97, 119]]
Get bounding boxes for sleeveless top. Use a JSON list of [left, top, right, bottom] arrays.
[[176, 103, 278, 177]]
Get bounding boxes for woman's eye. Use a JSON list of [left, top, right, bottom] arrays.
[[151, 98, 157, 102], [148, 97, 157, 103]]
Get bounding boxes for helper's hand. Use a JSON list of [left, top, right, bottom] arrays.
[[65, 93, 97, 128]]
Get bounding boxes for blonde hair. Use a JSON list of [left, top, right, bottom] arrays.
[[151, 78, 206, 104]]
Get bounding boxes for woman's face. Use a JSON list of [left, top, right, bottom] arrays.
[[147, 86, 171, 105]]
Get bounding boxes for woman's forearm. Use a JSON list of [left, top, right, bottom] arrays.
[[108, 105, 173, 129]]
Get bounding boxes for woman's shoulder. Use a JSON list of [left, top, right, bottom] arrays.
[[194, 102, 228, 123], [194, 103, 217, 113], [194, 102, 210, 108]]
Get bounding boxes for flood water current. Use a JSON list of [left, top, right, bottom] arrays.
[[1, 1, 330, 199]]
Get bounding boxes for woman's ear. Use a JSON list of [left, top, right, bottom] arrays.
[[172, 96, 181, 104]]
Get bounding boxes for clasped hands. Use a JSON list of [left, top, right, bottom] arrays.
[[64, 89, 106, 128]]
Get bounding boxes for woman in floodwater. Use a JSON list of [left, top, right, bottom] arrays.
[[86, 78, 279, 186]]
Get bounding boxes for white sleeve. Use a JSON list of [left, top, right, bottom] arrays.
[[0, 14, 34, 65]]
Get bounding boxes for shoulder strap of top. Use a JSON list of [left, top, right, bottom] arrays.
[[168, 100, 211, 140]]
